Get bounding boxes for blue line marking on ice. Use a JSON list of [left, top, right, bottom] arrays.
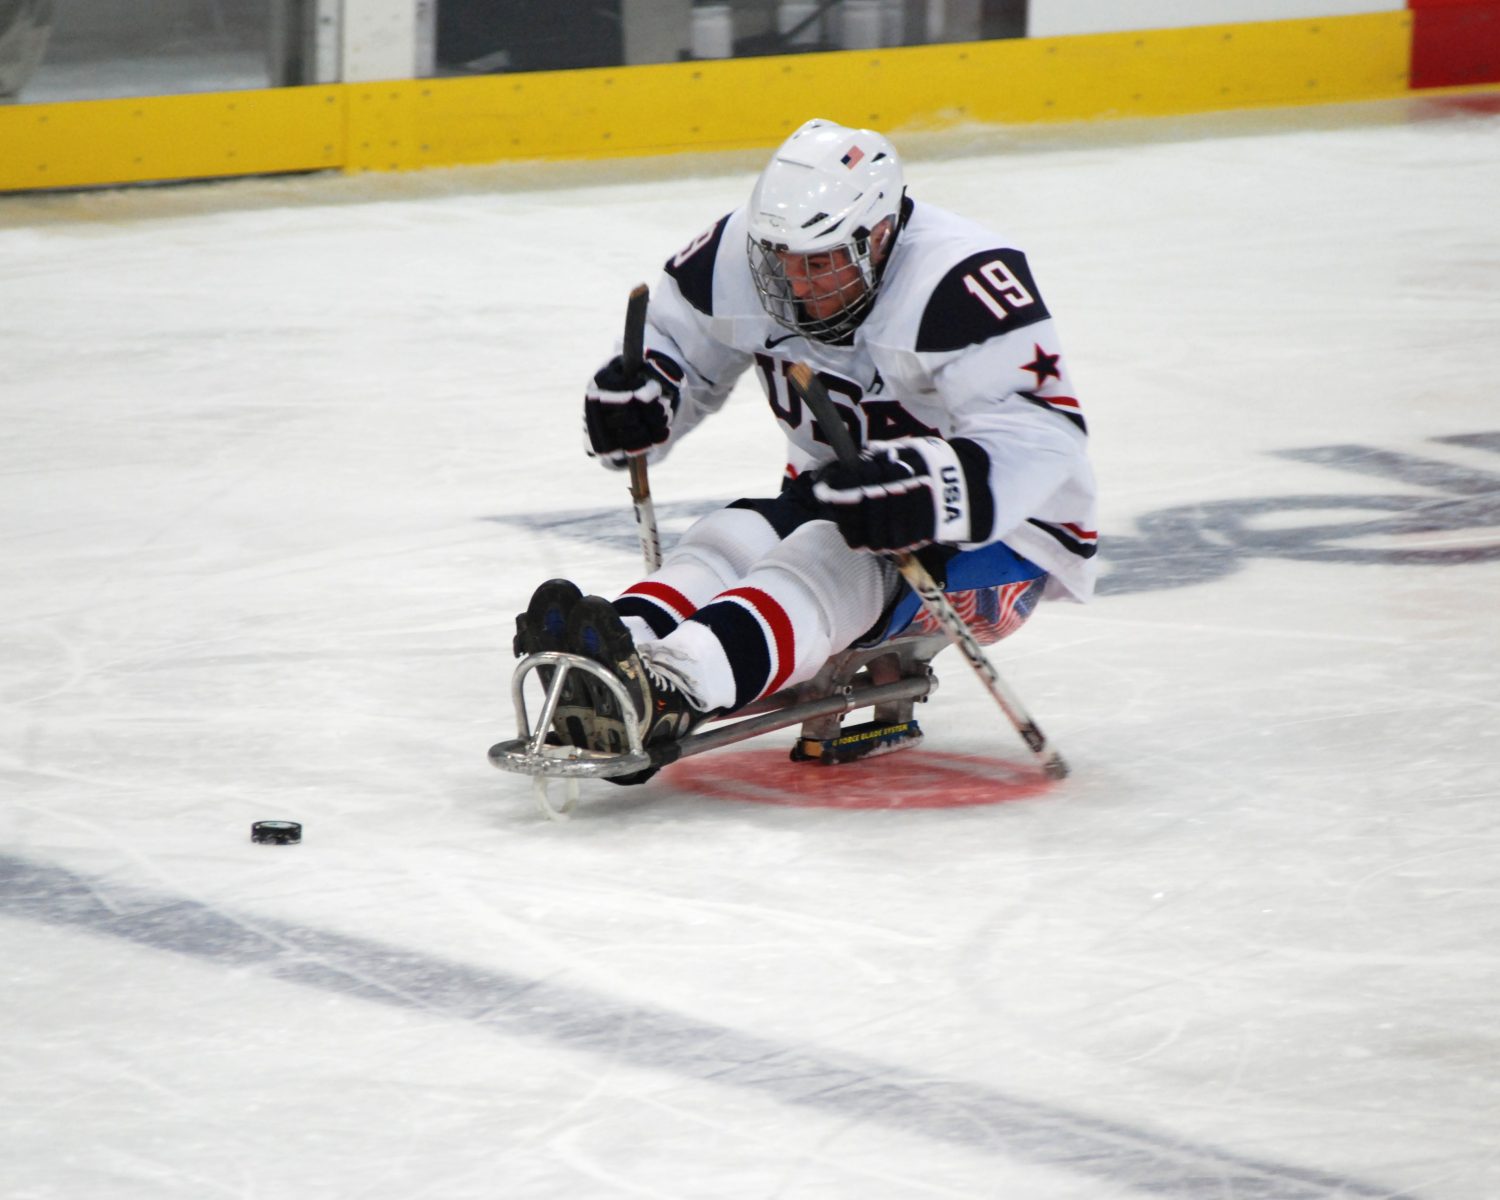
[[0, 852, 1413, 1200]]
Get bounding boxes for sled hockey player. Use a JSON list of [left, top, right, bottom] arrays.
[[515, 117, 1097, 783]]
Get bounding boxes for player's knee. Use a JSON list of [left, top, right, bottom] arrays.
[[761, 523, 892, 624], [673, 505, 785, 579]]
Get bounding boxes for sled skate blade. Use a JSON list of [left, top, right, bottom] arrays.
[[533, 773, 582, 821], [790, 718, 924, 765]]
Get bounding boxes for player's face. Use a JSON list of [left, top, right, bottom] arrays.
[[778, 248, 867, 320]]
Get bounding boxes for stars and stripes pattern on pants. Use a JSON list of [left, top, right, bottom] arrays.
[[903, 575, 1046, 646]]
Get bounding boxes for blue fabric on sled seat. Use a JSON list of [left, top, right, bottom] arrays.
[[871, 541, 1047, 645]]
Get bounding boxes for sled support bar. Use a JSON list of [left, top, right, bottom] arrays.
[[657, 675, 937, 764], [489, 650, 938, 780]]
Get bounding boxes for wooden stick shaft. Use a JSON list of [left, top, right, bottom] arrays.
[[621, 284, 662, 572]]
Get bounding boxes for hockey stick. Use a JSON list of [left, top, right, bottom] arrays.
[[787, 362, 1069, 779], [620, 284, 663, 572]]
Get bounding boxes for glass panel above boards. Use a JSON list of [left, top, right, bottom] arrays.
[[0, 1, 1028, 105], [3, 0, 276, 104], [428, 0, 1026, 77]]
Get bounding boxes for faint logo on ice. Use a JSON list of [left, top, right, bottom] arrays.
[[485, 498, 723, 560], [486, 432, 1500, 597], [1097, 431, 1500, 595]]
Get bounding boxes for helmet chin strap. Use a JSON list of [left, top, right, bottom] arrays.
[[852, 212, 901, 303]]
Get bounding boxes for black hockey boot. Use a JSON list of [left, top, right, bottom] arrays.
[[513, 578, 592, 749], [564, 594, 705, 785]]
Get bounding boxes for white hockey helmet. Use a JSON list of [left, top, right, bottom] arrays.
[[746, 118, 905, 341]]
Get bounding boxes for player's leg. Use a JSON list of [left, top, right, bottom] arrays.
[[610, 487, 825, 643], [563, 593, 706, 779], [514, 493, 811, 756], [638, 520, 900, 714], [610, 505, 781, 642], [560, 520, 898, 783]]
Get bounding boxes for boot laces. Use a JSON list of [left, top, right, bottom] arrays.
[[639, 645, 705, 716]]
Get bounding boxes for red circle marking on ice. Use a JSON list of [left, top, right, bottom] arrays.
[[664, 748, 1054, 809]]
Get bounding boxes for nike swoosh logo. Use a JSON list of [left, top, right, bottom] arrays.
[[764, 332, 802, 349]]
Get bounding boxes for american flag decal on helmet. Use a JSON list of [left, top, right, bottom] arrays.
[[841, 146, 865, 168]]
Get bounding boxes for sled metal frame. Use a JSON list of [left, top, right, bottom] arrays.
[[489, 634, 948, 819]]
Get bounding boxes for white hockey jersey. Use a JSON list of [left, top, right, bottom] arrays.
[[631, 198, 1098, 602]]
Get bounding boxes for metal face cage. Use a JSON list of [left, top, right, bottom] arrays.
[[747, 233, 882, 343]]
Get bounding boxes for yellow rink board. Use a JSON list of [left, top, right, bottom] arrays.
[[0, 87, 344, 191], [1, 11, 1411, 192]]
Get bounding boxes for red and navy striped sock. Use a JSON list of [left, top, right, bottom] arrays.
[[614, 581, 697, 638], [687, 586, 796, 711]]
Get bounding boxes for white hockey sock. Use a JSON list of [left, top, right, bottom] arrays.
[[615, 506, 782, 638], [646, 524, 895, 713]]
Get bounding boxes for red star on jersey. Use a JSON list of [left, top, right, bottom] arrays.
[[1022, 345, 1062, 387]]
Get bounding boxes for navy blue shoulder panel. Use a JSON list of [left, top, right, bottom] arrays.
[[916, 248, 1051, 353], [663, 212, 732, 316]]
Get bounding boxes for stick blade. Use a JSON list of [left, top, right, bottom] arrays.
[[622, 284, 649, 372]]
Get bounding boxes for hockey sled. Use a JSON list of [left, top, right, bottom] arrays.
[[489, 634, 948, 819]]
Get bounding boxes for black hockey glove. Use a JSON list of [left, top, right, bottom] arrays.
[[812, 437, 973, 553], [584, 350, 685, 466]]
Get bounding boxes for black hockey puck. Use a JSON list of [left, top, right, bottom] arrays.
[[251, 820, 302, 845]]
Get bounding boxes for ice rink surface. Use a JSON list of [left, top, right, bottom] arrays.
[[3, 94, 1498, 1198]]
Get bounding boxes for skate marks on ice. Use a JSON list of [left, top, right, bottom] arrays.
[[489, 432, 1500, 597], [0, 852, 1410, 1200]]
